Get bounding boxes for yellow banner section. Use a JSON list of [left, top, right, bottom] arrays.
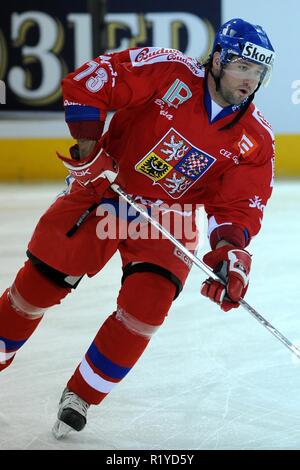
[[275, 134, 300, 177], [0, 134, 299, 181], [0, 138, 72, 181]]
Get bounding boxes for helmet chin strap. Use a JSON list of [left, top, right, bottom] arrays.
[[254, 81, 262, 94]]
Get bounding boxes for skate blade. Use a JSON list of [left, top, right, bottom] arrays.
[[52, 419, 74, 440]]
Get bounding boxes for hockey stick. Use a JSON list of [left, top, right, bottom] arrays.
[[111, 183, 300, 360]]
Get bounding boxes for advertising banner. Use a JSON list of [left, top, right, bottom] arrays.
[[0, 0, 221, 111]]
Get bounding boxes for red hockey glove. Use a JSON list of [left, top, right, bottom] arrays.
[[57, 142, 118, 191], [201, 245, 252, 312]]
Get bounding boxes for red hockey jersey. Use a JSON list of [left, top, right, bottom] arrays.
[[61, 47, 275, 241]]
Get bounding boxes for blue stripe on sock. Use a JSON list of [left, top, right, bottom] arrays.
[[87, 343, 131, 380], [0, 336, 26, 351]]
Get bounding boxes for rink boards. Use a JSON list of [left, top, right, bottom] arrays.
[[0, 134, 299, 181]]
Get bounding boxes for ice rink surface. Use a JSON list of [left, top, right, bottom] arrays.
[[0, 181, 300, 450]]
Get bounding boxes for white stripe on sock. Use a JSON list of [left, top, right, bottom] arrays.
[[0, 350, 15, 362], [79, 358, 117, 393]]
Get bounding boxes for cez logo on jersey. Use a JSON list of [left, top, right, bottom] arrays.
[[135, 128, 216, 199]]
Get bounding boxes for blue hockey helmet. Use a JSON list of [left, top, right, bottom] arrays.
[[212, 18, 275, 86]]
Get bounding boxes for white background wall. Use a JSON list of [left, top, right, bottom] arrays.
[[223, 0, 300, 133]]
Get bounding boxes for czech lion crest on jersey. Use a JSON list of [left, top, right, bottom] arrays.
[[135, 128, 216, 199]]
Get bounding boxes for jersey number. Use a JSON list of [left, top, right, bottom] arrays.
[[73, 60, 108, 93]]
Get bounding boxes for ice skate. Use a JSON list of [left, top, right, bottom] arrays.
[[52, 388, 90, 439]]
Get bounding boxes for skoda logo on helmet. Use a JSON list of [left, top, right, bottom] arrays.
[[242, 41, 274, 65]]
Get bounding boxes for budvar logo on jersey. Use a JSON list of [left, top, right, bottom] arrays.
[[242, 42, 274, 66], [132, 47, 175, 63], [135, 128, 216, 199], [129, 47, 203, 77]]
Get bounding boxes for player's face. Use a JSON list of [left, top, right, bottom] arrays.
[[221, 58, 265, 104], [212, 54, 265, 106]]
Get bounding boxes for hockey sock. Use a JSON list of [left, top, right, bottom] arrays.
[[67, 273, 176, 404], [0, 260, 70, 371]]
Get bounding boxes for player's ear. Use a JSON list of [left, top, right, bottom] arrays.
[[212, 52, 221, 71]]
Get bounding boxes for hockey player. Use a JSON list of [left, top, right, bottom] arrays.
[[0, 18, 275, 438]]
